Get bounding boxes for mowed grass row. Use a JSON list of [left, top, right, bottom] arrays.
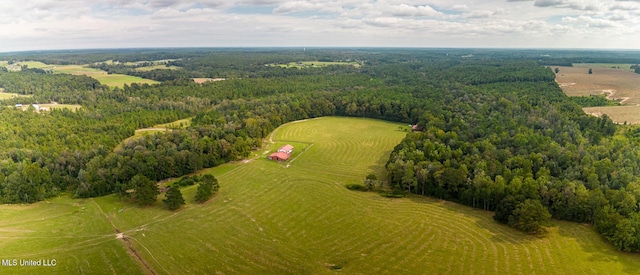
[[102, 117, 640, 274], [3, 117, 640, 274], [0, 197, 145, 274]]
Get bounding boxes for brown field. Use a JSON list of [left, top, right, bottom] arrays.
[[192, 78, 226, 84], [555, 65, 640, 123], [583, 106, 640, 124]]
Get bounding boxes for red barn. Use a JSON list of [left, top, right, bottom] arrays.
[[268, 152, 291, 161], [268, 144, 294, 162]]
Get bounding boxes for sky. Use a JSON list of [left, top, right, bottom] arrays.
[[0, 0, 639, 52]]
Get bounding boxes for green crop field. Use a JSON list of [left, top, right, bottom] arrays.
[[2, 117, 640, 274]]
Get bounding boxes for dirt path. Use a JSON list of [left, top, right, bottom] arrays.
[[601, 89, 630, 104], [92, 199, 157, 275]]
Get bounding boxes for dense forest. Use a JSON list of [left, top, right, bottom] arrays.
[[2, 49, 640, 251]]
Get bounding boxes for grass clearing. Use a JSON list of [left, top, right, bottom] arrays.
[[0, 92, 32, 100], [153, 117, 192, 129], [92, 74, 159, 88], [134, 65, 181, 72], [14, 61, 160, 88], [2, 117, 640, 274], [270, 61, 361, 69]]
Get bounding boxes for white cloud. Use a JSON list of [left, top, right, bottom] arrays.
[[386, 4, 443, 17], [0, 0, 638, 52], [464, 10, 496, 19]]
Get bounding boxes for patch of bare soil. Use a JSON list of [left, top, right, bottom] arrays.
[[192, 78, 226, 84]]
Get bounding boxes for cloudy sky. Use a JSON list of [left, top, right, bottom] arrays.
[[0, 0, 639, 52]]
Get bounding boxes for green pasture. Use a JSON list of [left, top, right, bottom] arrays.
[[18, 61, 50, 69], [134, 65, 181, 72], [0, 197, 144, 274], [153, 117, 192, 129], [2, 117, 640, 274], [0, 92, 32, 100], [13, 61, 159, 88], [91, 74, 159, 88], [272, 61, 361, 69]]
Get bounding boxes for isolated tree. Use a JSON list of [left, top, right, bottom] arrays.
[[494, 195, 521, 224], [554, 67, 559, 74], [163, 186, 185, 210], [589, 68, 593, 74], [508, 199, 551, 234], [132, 174, 158, 206], [364, 174, 378, 191], [195, 174, 219, 203]]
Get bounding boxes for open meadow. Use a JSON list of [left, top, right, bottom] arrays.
[[271, 61, 361, 69], [2, 117, 640, 274], [0, 92, 31, 100], [555, 65, 640, 123], [9, 61, 159, 88], [134, 65, 181, 72]]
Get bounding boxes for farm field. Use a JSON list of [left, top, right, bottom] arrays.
[[271, 61, 361, 69], [134, 65, 181, 72], [0, 92, 31, 100], [2, 117, 640, 274], [9, 61, 159, 88], [555, 65, 640, 123], [574, 63, 637, 72]]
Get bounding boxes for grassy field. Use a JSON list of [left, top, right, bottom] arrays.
[[271, 61, 361, 69], [555, 64, 640, 123], [13, 61, 159, 88], [2, 117, 640, 274], [134, 65, 181, 72], [0, 92, 31, 100], [153, 117, 192, 129]]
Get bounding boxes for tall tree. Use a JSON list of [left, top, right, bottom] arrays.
[[132, 174, 157, 206], [163, 186, 185, 210], [195, 174, 219, 203]]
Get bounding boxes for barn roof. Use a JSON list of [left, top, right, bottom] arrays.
[[280, 144, 294, 151], [269, 152, 291, 160]]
